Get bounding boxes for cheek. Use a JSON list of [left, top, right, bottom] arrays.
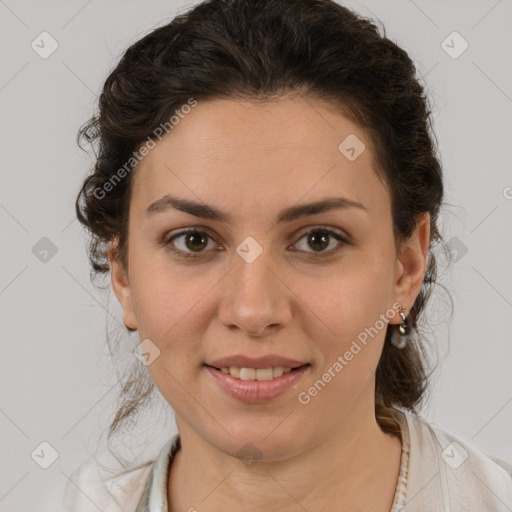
[[131, 265, 209, 399], [303, 261, 391, 332], [297, 259, 393, 377], [298, 277, 390, 412], [128, 248, 212, 343]]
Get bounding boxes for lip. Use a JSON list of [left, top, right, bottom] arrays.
[[205, 354, 308, 369], [204, 364, 310, 403]]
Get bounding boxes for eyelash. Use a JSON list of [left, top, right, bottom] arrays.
[[163, 227, 352, 260]]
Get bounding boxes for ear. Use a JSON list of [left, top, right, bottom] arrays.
[[391, 212, 430, 323], [109, 238, 138, 331]]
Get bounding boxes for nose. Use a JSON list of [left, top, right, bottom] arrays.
[[217, 249, 292, 338]]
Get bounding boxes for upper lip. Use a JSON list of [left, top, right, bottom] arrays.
[[205, 355, 309, 369]]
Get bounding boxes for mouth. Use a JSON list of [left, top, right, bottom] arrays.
[[203, 363, 311, 403], [204, 363, 309, 381]]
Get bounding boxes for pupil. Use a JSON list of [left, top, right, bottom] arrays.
[[309, 232, 328, 251], [186, 232, 207, 251]]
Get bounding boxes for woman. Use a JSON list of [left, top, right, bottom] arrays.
[[65, 0, 512, 510]]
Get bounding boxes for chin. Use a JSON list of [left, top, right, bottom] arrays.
[[211, 422, 307, 463]]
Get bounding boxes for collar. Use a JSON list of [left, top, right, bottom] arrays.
[[134, 433, 181, 512], [126, 407, 512, 511]]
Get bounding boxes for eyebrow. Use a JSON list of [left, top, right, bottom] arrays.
[[145, 194, 367, 223]]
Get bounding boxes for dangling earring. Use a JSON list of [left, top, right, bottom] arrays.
[[398, 305, 410, 336]]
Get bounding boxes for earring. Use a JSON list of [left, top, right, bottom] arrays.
[[398, 305, 410, 336]]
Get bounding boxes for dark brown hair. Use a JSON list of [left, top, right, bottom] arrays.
[[76, 0, 450, 458]]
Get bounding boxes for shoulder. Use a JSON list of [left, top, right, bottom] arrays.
[[397, 408, 512, 511], [62, 456, 154, 512]]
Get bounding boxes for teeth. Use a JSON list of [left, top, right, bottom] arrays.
[[219, 366, 294, 380]]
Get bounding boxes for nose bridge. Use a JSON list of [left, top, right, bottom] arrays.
[[218, 240, 291, 336]]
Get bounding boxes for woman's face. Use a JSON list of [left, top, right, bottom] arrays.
[[110, 94, 429, 459]]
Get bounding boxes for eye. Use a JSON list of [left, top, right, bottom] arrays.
[[164, 229, 218, 259], [291, 228, 351, 258], [163, 226, 351, 260]]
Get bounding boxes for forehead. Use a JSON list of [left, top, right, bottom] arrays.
[[130, 96, 389, 221]]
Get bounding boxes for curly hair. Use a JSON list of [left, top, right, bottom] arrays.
[[75, 0, 450, 461]]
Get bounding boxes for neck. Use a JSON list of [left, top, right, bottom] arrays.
[[168, 402, 402, 512]]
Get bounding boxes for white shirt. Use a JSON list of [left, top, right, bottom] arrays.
[[62, 407, 512, 511]]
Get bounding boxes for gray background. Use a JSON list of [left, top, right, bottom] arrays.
[[1, 0, 511, 510]]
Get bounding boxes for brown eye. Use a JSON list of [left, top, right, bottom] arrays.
[[292, 228, 351, 258], [306, 232, 330, 252], [182, 231, 209, 252], [165, 229, 215, 258], [164, 226, 351, 260]]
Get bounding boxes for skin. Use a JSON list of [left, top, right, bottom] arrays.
[[110, 92, 430, 511]]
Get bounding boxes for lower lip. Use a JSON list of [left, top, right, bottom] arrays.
[[205, 364, 310, 403]]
